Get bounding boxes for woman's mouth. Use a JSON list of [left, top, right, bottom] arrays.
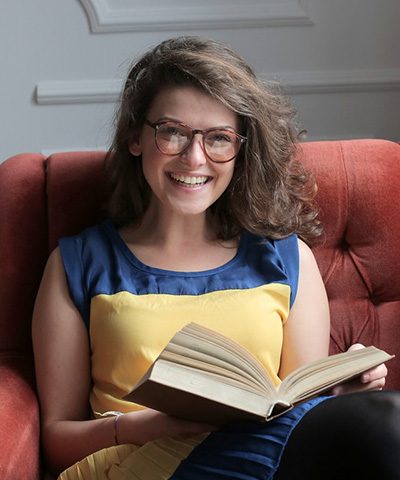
[[168, 173, 211, 187]]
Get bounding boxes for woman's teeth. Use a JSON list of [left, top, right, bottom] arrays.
[[169, 173, 209, 186]]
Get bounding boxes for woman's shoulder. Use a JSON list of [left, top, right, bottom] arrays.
[[60, 219, 112, 243], [243, 230, 299, 258], [297, 237, 315, 262], [242, 231, 300, 306], [58, 219, 117, 260]]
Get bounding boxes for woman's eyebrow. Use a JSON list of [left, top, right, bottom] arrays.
[[152, 116, 238, 131], [152, 115, 180, 123]]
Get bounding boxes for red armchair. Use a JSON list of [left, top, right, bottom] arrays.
[[1, 139, 399, 478]]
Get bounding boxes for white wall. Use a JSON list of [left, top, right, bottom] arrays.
[[1, 0, 399, 161]]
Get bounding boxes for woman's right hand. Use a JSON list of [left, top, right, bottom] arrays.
[[118, 408, 217, 446]]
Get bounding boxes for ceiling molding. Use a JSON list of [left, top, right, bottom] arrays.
[[36, 68, 400, 105], [78, 0, 313, 33], [36, 79, 122, 104], [272, 68, 400, 95]]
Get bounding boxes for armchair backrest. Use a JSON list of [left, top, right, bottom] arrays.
[[0, 152, 106, 356], [1, 140, 399, 389], [300, 140, 400, 389]]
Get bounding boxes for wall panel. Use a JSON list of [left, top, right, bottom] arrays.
[[79, 0, 312, 32], [0, 0, 399, 160]]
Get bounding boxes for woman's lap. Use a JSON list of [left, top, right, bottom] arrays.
[[59, 392, 400, 480], [275, 390, 400, 480], [170, 396, 330, 480]]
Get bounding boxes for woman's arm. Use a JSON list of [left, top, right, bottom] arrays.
[[278, 239, 330, 379], [278, 239, 387, 392], [33, 248, 213, 474]]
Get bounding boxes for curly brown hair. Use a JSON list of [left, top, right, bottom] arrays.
[[106, 36, 321, 241]]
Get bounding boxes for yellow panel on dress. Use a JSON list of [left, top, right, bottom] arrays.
[[89, 283, 290, 416]]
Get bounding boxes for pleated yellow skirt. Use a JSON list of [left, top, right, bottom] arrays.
[[58, 434, 208, 480]]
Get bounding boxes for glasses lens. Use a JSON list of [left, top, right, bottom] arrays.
[[156, 122, 191, 155], [204, 130, 240, 162]]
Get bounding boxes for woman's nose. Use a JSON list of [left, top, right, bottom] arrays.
[[180, 134, 207, 167]]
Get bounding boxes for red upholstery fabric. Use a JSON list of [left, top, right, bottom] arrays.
[[0, 154, 46, 479], [298, 140, 400, 389], [0, 358, 40, 479], [0, 139, 399, 478], [0, 154, 48, 353], [46, 151, 107, 252]]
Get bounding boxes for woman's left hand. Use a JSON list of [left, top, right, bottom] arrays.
[[331, 343, 388, 396]]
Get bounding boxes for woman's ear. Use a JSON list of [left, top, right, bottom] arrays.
[[129, 133, 142, 156]]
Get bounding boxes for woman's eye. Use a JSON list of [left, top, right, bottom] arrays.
[[163, 126, 186, 137], [209, 132, 233, 144]]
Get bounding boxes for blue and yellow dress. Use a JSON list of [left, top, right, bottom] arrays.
[[58, 219, 327, 480]]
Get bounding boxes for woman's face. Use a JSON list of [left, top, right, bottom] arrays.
[[129, 86, 239, 218]]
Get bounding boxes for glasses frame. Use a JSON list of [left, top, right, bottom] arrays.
[[144, 119, 247, 163]]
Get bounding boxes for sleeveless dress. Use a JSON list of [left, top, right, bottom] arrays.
[[58, 219, 328, 480]]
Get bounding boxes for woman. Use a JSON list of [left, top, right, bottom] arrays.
[[33, 37, 395, 480]]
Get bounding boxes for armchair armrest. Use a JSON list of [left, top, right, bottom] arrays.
[[0, 356, 41, 479]]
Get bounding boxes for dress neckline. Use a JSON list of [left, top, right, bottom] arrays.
[[102, 219, 246, 277]]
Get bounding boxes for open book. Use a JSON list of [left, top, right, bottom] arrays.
[[124, 323, 393, 423]]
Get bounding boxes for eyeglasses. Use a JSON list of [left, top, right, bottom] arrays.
[[144, 119, 246, 163]]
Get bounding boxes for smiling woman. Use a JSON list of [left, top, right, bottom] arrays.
[[105, 37, 316, 242], [32, 36, 398, 480]]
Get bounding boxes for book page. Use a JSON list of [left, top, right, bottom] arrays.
[[137, 358, 272, 420], [179, 324, 268, 381], [172, 323, 275, 394], [161, 347, 268, 395], [279, 347, 393, 403], [157, 357, 274, 397]]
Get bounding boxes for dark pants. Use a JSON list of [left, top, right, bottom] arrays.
[[275, 391, 400, 480]]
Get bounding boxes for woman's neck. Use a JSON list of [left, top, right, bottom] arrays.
[[119, 208, 239, 272], [129, 206, 215, 249]]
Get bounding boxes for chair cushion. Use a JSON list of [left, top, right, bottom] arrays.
[[0, 154, 48, 353], [0, 356, 40, 479], [46, 151, 107, 252]]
